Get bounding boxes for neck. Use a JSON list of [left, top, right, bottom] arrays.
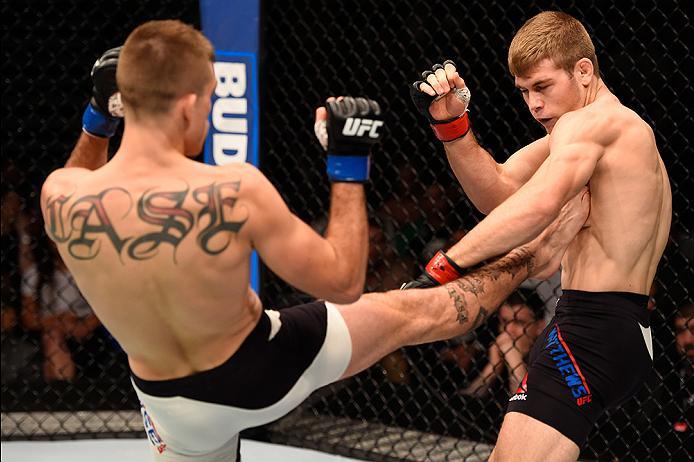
[[583, 77, 605, 107], [117, 119, 186, 164]]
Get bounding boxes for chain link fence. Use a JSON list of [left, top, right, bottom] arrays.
[[2, 0, 692, 461], [1, 0, 201, 438]]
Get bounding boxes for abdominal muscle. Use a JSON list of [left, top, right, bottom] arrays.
[[559, 234, 645, 294], [559, 218, 660, 295], [557, 130, 670, 296]]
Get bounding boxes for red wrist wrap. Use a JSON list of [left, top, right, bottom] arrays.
[[430, 112, 470, 142], [425, 250, 463, 285]]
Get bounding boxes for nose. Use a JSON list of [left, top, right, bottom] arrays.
[[528, 92, 544, 114]]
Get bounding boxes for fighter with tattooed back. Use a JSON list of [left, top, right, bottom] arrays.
[[41, 20, 588, 461]]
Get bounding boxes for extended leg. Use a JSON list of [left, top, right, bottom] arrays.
[[337, 246, 534, 378], [338, 189, 589, 379]]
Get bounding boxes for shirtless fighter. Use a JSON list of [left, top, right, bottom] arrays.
[[41, 20, 588, 461], [407, 11, 672, 461]]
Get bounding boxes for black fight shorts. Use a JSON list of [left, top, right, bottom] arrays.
[[506, 290, 652, 448]]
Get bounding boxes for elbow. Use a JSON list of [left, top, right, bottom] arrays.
[[477, 203, 495, 216], [477, 196, 513, 216], [474, 184, 517, 216], [330, 292, 362, 305], [325, 274, 365, 304], [466, 195, 497, 216], [328, 281, 364, 304]]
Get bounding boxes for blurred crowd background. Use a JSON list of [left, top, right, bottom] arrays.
[[2, 1, 691, 460]]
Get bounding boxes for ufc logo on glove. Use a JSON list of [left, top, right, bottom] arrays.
[[341, 117, 384, 138]]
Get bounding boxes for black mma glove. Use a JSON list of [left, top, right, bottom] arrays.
[[401, 250, 466, 289], [318, 97, 384, 182], [82, 46, 123, 138], [410, 60, 472, 142]]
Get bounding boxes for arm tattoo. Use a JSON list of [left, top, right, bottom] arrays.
[[471, 306, 489, 329], [446, 246, 535, 326], [45, 181, 248, 263], [447, 284, 469, 324], [475, 246, 535, 282]]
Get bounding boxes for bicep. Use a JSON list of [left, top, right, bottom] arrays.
[[499, 136, 551, 190], [523, 123, 604, 209], [540, 139, 603, 206]]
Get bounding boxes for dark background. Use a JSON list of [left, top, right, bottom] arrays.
[[2, 1, 692, 460]]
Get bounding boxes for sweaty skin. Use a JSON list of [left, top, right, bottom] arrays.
[[426, 58, 671, 295]]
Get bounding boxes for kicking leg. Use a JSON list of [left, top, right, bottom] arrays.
[[337, 188, 589, 379], [337, 246, 534, 378]]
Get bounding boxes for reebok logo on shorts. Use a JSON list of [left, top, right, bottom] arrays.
[[509, 372, 529, 402], [545, 325, 593, 406], [141, 403, 167, 454]]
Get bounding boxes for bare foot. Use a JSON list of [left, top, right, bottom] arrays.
[[528, 188, 590, 279]]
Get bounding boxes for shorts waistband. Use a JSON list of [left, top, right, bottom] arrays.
[[557, 290, 650, 325], [131, 312, 269, 398]]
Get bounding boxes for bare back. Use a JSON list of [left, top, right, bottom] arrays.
[[561, 95, 672, 293], [41, 154, 264, 379]]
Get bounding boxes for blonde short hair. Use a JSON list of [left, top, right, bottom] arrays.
[[117, 20, 215, 117], [508, 11, 599, 78]]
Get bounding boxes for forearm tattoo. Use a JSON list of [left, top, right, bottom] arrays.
[[447, 246, 535, 326], [44, 181, 247, 263]]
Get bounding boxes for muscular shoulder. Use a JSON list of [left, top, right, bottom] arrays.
[[215, 162, 271, 194], [553, 99, 650, 147], [552, 102, 618, 148], [41, 167, 92, 204], [211, 162, 281, 212]]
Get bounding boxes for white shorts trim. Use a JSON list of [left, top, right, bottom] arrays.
[[133, 302, 352, 460]]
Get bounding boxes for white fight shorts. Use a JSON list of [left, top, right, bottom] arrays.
[[131, 301, 351, 461]]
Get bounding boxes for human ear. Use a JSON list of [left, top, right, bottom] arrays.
[[180, 93, 198, 128], [575, 58, 594, 85]]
